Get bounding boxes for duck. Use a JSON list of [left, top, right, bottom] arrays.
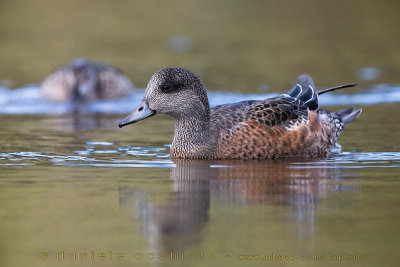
[[41, 58, 134, 103], [119, 68, 362, 159]]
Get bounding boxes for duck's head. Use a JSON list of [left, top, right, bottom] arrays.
[[119, 68, 210, 128]]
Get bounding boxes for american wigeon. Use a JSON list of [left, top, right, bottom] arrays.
[[41, 58, 133, 102], [119, 68, 361, 159]]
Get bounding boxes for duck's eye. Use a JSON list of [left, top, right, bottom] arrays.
[[161, 83, 173, 92]]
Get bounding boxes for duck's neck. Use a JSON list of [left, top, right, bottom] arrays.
[[171, 112, 215, 159]]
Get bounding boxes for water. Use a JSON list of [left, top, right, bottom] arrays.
[[1, 0, 400, 266], [0, 101, 399, 267]]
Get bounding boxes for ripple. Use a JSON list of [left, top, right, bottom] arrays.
[[289, 152, 400, 169], [1, 146, 400, 169], [0, 143, 173, 167], [86, 141, 114, 146]]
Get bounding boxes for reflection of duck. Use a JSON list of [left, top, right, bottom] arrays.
[[119, 162, 211, 248], [119, 68, 361, 159], [41, 58, 133, 102], [119, 159, 358, 250], [173, 159, 351, 208]]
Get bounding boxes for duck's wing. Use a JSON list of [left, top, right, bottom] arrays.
[[209, 75, 362, 158], [210, 91, 321, 159], [210, 78, 317, 134], [97, 67, 134, 100], [41, 66, 77, 102], [286, 74, 319, 111], [211, 74, 347, 131]]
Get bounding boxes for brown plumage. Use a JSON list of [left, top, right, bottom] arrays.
[[119, 68, 362, 159], [41, 58, 134, 102]]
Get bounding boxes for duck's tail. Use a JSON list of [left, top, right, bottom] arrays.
[[317, 83, 357, 95], [334, 106, 363, 125], [288, 74, 357, 98], [288, 74, 362, 125]]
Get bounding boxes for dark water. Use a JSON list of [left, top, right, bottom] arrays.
[[1, 0, 400, 267]]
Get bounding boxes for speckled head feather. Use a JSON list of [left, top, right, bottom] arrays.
[[144, 68, 210, 119], [119, 68, 362, 159]]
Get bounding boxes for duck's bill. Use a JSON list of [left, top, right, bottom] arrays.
[[119, 101, 156, 128]]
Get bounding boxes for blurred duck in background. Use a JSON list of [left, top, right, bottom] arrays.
[[41, 58, 134, 103]]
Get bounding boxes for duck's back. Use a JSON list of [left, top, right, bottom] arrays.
[[210, 75, 361, 159], [41, 59, 133, 102]]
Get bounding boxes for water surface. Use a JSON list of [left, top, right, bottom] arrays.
[[0, 103, 399, 267]]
